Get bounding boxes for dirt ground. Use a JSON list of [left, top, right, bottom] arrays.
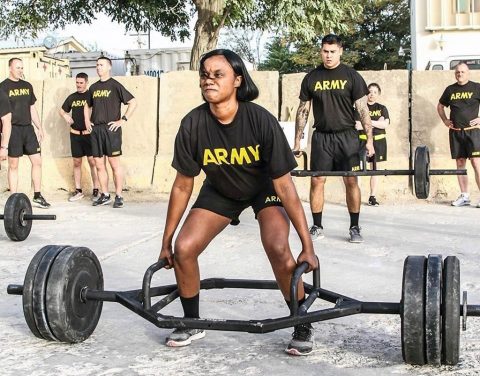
[[1, 190, 480, 376]]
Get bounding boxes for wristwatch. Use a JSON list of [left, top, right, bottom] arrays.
[[121, 115, 128, 122]]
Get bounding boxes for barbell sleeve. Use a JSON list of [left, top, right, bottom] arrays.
[[7, 284, 23, 295], [22, 214, 56, 220]]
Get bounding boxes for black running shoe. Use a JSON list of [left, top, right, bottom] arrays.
[[113, 195, 124, 208], [32, 194, 51, 209], [285, 323, 314, 356], [92, 193, 111, 206], [368, 196, 379, 206]]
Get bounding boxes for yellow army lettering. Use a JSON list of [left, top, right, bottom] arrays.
[[370, 110, 382, 117], [314, 80, 347, 91], [351, 165, 361, 171], [92, 90, 112, 98], [450, 92, 473, 100], [9, 88, 30, 97], [203, 145, 260, 166], [71, 100, 87, 107], [264, 195, 281, 203]]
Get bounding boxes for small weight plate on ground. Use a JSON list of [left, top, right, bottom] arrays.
[[22, 246, 53, 339], [32, 245, 69, 341], [425, 254, 442, 365], [46, 246, 103, 343], [4, 193, 33, 241], [442, 256, 461, 365], [401, 255, 426, 365], [414, 146, 430, 199]]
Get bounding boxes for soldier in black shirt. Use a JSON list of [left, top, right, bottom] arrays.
[[0, 58, 50, 208], [84, 57, 137, 208], [437, 62, 480, 207], [0, 90, 12, 163], [292, 34, 373, 243], [60, 72, 100, 202], [158, 49, 317, 356], [355, 83, 390, 206]]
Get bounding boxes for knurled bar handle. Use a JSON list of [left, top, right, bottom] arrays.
[[142, 258, 169, 309]]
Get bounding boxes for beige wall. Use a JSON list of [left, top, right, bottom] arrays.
[[2, 70, 480, 204]]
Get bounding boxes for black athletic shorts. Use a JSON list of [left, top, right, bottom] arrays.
[[311, 129, 362, 171], [8, 125, 41, 157], [192, 180, 283, 225], [449, 128, 480, 159], [70, 133, 93, 158], [91, 124, 122, 158], [359, 134, 387, 162]]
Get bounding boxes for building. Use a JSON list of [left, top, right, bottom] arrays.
[[125, 47, 192, 77], [411, 0, 480, 70]]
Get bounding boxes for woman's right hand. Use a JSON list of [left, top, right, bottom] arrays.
[[159, 244, 174, 269]]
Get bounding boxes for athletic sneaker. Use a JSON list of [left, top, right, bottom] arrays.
[[165, 328, 206, 347], [92, 193, 111, 206], [349, 226, 364, 243], [451, 193, 470, 207], [309, 225, 325, 241], [32, 195, 51, 209], [113, 195, 124, 208], [68, 191, 84, 202], [368, 196, 379, 206], [477, 201, 480, 208], [285, 323, 314, 356], [91, 189, 100, 202]]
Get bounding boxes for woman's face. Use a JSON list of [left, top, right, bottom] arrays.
[[200, 55, 241, 104], [367, 86, 380, 103]]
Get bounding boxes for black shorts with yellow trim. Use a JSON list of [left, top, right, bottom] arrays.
[[192, 180, 283, 225], [359, 133, 387, 162], [449, 128, 480, 159], [91, 124, 122, 158], [8, 125, 41, 157], [311, 128, 361, 171]]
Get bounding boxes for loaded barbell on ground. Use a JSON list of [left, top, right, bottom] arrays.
[[6, 245, 480, 365], [0, 193, 56, 241], [291, 145, 466, 199]]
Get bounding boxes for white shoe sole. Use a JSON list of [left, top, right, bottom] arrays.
[[165, 331, 206, 347], [451, 202, 470, 207], [285, 346, 313, 356]]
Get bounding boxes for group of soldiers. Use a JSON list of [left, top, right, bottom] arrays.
[[0, 56, 136, 208]]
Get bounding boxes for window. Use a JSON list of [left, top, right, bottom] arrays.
[[432, 64, 444, 70], [456, 0, 469, 13], [474, 0, 480, 12]]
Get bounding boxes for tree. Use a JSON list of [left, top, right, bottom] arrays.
[[0, 0, 362, 69], [259, 0, 410, 72]]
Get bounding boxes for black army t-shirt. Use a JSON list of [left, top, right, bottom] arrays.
[[86, 78, 134, 124], [172, 101, 298, 201], [439, 80, 480, 128], [62, 91, 89, 131], [356, 102, 390, 136], [0, 89, 12, 133], [0, 79, 36, 126], [299, 63, 369, 132]]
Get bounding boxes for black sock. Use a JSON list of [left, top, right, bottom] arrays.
[[93, 188, 99, 194], [180, 293, 200, 318], [312, 212, 323, 228], [285, 296, 306, 308], [34, 192, 41, 199], [349, 212, 359, 228], [76, 188, 83, 193]]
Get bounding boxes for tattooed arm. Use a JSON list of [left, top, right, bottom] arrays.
[[293, 100, 311, 152], [355, 95, 375, 157]]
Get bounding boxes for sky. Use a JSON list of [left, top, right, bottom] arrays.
[[2, 13, 194, 54]]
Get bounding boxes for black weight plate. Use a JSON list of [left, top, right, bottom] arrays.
[[22, 246, 52, 339], [46, 246, 103, 343], [414, 146, 430, 199], [4, 193, 32, 241], [442, 256, 461, 365], [401, 255, 426, 365], [425, 254, 442, 365], [32, 245, 70, 341]]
